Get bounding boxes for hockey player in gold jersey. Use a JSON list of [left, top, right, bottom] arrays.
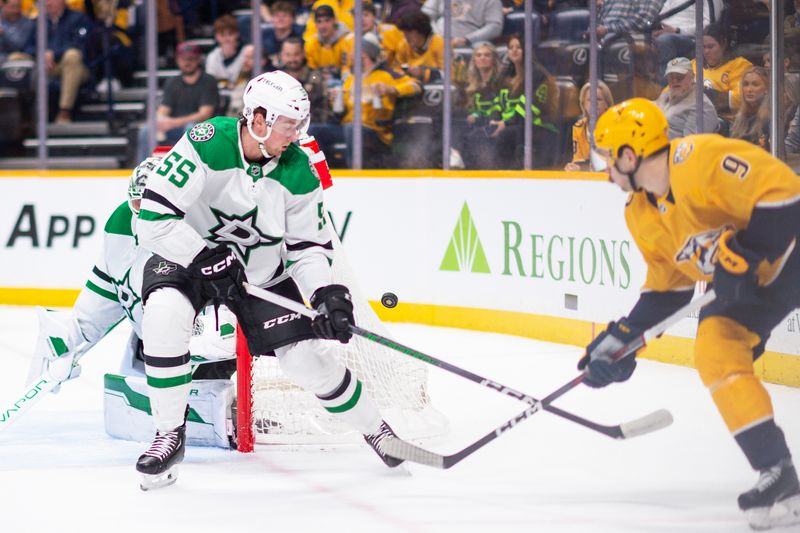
[[584, 97, 800, 530]]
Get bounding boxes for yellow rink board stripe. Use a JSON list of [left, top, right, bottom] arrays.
[[3, 287, 799, 387]]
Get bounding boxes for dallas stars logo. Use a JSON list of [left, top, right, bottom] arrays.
[[114, 268, 141, 321], [207, 207, 282, 264], [189, 123, 215, 142], [153, 261, 177, 275]]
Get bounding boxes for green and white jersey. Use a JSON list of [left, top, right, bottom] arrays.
[[78, 201, 147, 342], [138, 116, 333, 295]]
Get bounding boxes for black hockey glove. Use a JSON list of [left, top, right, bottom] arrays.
[[310, 284, 354, 343], [578, 318, 639, 388], [713, 229, 760, 306], [190, 245, 247, 301]]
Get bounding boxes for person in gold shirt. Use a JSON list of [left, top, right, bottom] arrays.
[[342, 1, 405, 71], [303, 0, 355, 42], [339, 33, 421, 168], [691, 23, 753, 123], [394, 10, 445, 83], [584, 98, 800, 531], [304, 4, 350, 77]]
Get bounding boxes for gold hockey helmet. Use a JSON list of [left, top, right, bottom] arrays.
[[593, 97, 670, 163]]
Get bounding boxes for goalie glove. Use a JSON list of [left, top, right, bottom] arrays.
[[713, 229, 761, 306], [27, 307, 92, 392], [309, 284, 354, 343], [578, 318, 639, 388]]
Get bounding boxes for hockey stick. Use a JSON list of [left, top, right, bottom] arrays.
[[244, 283, 672, 440], [381, 289, 717, 468], [0, 374, 62, 432], [0, 341, 90, 433]]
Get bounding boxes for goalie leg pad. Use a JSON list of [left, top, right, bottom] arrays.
[[276, 340, 382, 434], [142, 288, 195, 432], [105, 373, 235, 448]]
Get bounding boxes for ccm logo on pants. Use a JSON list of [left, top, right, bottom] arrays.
[[264, 312, 302, 329], [201, 252, 236, 275]]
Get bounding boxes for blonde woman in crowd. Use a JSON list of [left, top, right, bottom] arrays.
[[730, 66, 771, 151], [564, 80, 613, 171]]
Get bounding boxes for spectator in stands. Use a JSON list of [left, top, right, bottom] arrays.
[[422, 0, 503, 48], [653, 0, 722, 79], [304, 4, 350, 78], [694, 23, 753, 125], [82, 0, 135, 88], [45, 0, 91, 124], [227, 46, 269, 116], [157, 0, 185, 67], [262, 1, 304, 70], [385, 0, 423, 25], [730, 66, 770, 150], [0, 0, 35, 64], [458, 41, 503, 169], [654, 57, 719, 139], [137, 42, 219, 160], [259, 0, 303, 22], [303, 0, 355, 42], [786, 0, 800, 29], [493, 33, 559, 168], [594, 0, 664, 40], [344, 1, 404, 70], [763, 49, 800, 128], [339, 33, 421, 168], [206, 14, 253, 88], [563, 80, 613, 172], [395, 10, 444, 83], [281, 36, 330, 123]]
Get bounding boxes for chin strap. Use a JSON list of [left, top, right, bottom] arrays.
[[246, 119, 274, 159], [615, 155, 643, 192]]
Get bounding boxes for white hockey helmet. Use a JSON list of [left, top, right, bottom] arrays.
[[242, 70, 311, 158], [128, 156, 161, 214]]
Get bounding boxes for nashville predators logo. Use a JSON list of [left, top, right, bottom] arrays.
[[675, 226, 731, 275], [672, 141, 694, 165]]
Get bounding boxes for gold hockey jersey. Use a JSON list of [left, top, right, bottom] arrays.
[[626, 134, 800, 293]]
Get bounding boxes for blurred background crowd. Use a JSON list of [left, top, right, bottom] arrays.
[[0, 0, 796, 170]]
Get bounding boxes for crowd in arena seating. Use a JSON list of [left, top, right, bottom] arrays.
[[1, 0, 800, 169]]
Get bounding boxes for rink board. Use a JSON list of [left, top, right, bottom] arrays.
[[0, 169, 798, 386]]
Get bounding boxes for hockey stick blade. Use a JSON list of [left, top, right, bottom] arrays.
[[383, 407, 674, 470], [619, 408, 673, 439], [383, 405, 541, 469]]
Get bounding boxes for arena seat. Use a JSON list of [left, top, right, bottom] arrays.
[[502, 12, 540, 44], [549, 9, 589, 42], [537, 40, 589, 82]]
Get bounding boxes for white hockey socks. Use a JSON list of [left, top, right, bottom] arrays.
[[276, 340, 383, 435]]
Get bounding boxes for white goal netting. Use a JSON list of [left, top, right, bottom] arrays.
[[244, 215, 448, 444]]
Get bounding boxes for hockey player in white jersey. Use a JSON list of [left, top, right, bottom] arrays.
[[135, 70, 403, 490], [28, 158, 239, 446]]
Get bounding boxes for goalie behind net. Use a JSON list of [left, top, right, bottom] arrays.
[[237, 215, 448, 446]]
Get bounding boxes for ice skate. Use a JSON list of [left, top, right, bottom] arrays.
[[364, 420, 405, 468], [136, 423, 186, 491], [739, 460, 800, 530]]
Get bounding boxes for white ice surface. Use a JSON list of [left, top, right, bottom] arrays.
[[0, 305, 798, 533]]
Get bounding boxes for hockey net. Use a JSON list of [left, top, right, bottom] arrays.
[[235, 218, 447, 451]]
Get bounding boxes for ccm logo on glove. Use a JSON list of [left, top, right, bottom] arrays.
[[200, 251, 237, 275]]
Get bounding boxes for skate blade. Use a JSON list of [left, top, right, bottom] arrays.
[[139, 466, 179, 492], [745, 494, 800, 530]]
